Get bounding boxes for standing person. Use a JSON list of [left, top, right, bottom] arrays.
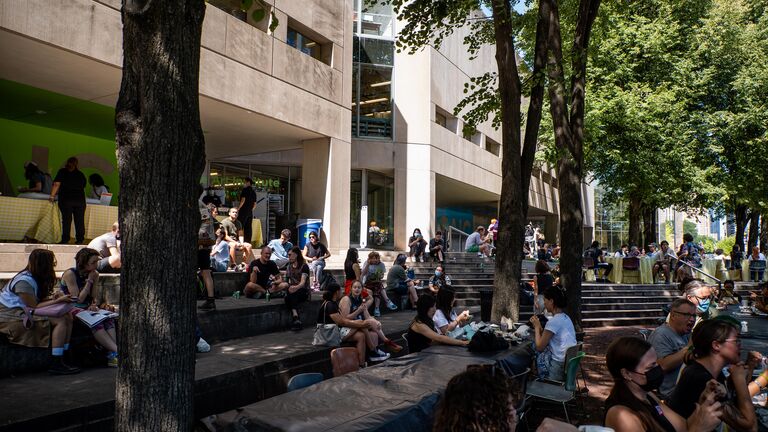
[[647, 298, 696, 399], [303, 231, 330, 291], [585, 241, 614, 282], [236, 178, 257, 245], [676, 233, 702, 281], [386, 254, 418, 310], [487, 218, 499, 244], [730, 245, 743, 271], [221, 208, 253, 271], [428, 265, 452, 294], [87, 222, 121, 273], [465, 226, 489, 257], [652, 241, 677, 284], [428, 231, 446, 263], [530, 286, 577, 381], [243, 246, 283, 299], [361, 251, 397, 317], [197, 187, 217, 311], [407, 228, 428, 263], [667, 319, 758, 431], [747, 246, 766, 282], [59, 248, 119, 366], [267, 229, 293, 269], [0, 249, 79, 375], [18, 161, 51, 194], [49, 157, 87, 244], [88, 173, 110, 200], [604, 337, 723, 432], [277, 246, 310, 331]]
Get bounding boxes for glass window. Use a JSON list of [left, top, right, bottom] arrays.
[[436, 111, 447, 128], [287, 28, 321, 61], [357, 38, 394, 65], [350, 170, 363, 246], [367, 171, 394, 249], [353, 63, 392, 138]]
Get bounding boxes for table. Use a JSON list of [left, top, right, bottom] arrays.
[[603, 256, 654, 284], [701, 258, 727, 281], [232, 345, 526, 431], [0, 196, 119, 243], [214, 216, 262, 247]]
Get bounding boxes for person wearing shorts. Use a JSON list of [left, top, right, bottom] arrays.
[[87, 222, 121, 274]]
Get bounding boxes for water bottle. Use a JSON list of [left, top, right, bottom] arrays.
[[232, 291, 240, 299], [266, 291, 271, 302]]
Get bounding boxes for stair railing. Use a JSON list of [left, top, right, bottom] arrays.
[[677, 260, 722, 290], [446, 226, 469, 252]]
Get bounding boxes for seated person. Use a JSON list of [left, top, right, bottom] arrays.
[[465, 226, 490, 257], [647, 298, 695, 399], [428, 265, 452, 294], [221, 208, 253, 271], [0, 249, 79, 375], [19, 160, 52, 194], [680, 279, 714, 325], [428, 231, 446, 263], [717, 279, 739, 305], [645, 243, 658, 259], [276, 246, 309, 331], [747, 246, 766, 282], [750, 282, 768, 314], [584, 241, 613, 282], [614, 244, 629, 257], [537, 243, 552, 261], [316, 283, 377, 367], [433, 288, 469, 336], [406, 294, 469, 353], [243, 246, 283, 299], [338, 280, 401, 358], [408, 228, 428, 263], [209, 226, 230, 272], [533, 260, 554, 317], [362, 251, 398, 317], [386, 254, 418, 309], [604, 336, 723, 432], [667, 319, 758, 431], [267, 229, 293, 269], [628, 246, 641, 257], [86, 222, 121, 273], [60, 248, 119, 367], [303, 231, 330, 291], [530, 285, 577, 381], [652, 241, 677, 284]]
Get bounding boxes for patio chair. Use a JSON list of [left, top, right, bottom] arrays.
[[330, 347, 359, 377], [582, 257, 596, 281], [286, 372, 323, 392], [564, 343, 588, 393], [524, 352, 585, 423], [622, 257, 641, 284]]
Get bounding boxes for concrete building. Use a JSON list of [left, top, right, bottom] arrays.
[[0, 0, 589, 253]]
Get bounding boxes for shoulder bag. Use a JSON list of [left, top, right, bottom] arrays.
[[312, 301, 341, 347]]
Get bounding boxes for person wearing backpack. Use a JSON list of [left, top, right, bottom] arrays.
[[19, 161, 52, 194]]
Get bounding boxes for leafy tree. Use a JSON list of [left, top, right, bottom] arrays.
[[716, 236, 736, 255]]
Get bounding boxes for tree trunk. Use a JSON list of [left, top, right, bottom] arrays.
[[761, 212, 767, 253], [114, 1, 206, 430], [642, 206, 657, 249], [748, 209, 760, 251], [489, 0, 549, 322], [734, 204, 749, 252], [627, 196, 642, 247]]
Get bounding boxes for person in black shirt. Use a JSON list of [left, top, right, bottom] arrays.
[[277, 246, 311, 330], [49, 157, 87, 244], [243, 246, 283, 299], [237, 178, 258, 244], [667, 319, 758, 431], [585, 241, 613, 282], [428, 231, 446, 263]]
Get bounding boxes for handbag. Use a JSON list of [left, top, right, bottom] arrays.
[[22, 302, 73, 329], [312, 301, 341, 347]]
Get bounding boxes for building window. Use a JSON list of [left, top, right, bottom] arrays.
[[593, 185, 628, 253], [436, 111, 447, 128], [485, 137, 501, 156], [287, 28, 321, 61], [352, 35, 394, 138]]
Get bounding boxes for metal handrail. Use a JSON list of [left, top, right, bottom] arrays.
[[446, 226, 469, 252], [678, 260, 721, 288]]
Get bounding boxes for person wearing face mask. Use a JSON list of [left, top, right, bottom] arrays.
[[667, 319, 758, 432], [428, 265, 452, 294], [680, 279, 716, 327], [407, 228, 428, 263], [604, 336, 724, 432]]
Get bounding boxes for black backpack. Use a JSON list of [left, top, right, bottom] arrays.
[[468, 330, 509, 352], [318, 270, 338, 292]]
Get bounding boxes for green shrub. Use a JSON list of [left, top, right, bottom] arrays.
[[716, 236, 736, 254]]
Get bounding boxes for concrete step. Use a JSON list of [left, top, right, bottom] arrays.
[[582, 296, 678, 304], [581, 290, 680, 298], [582, 308, 666, 319], [0, 243, 86, 272], [582, 316, 664, 328], [581, 302, 670, 312]]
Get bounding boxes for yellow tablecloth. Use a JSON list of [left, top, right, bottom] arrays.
[[603, 256, 654, 284], [0, 196, 117, 243], [215, 216, 263, 247], [701, 258, 727, 281]]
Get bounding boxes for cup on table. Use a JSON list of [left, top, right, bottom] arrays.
[[742, 299, 749, 307]]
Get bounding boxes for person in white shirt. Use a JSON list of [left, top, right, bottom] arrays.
[[530, 285, 577, 381], [652, 240, 677, 284], [748, 246, 766, 282], [432, 288, 469, 336], [209, 227, 230, 272], [267, 229, 293, 269]]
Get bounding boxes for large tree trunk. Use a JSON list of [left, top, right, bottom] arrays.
[[627, 196, 642, 247], [642, 206, 656, 249], [747, 209, 760, 251], [734, 204, 749, 252], [115, 1, 206, 430], [489, 0, 549, 322], [761, 212, 767, 253]]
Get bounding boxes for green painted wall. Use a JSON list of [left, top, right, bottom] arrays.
[[1, 118, 119, 202]]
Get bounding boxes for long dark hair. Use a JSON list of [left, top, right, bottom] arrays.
[[75, 248, 100, 273], [433, 367, 516, 432], [88, 173, 109, 192], [24, 163, 43, 181], [19, 249, 57, 301], [435, 288, 456, 322], [289, 246, 305, 268], [344, 248, 358, 268], [605, 337, 667, 432], [413, 294, 436, 331]]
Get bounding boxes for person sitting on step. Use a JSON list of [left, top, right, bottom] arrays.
[[277, 246, 310, 331], [267, 229, 293, 269], [209, 226, 230, 272], [221, 208, 253, 271], [361, 251, 397, 317], [243, 246, 283, 299], [303, 231, 330, 292], [0, 249, 80, 375], [318, 283, 379, 367], [407, 228, 428, 263], [428, 231, 446, 263], [86, 222, 121, 274], [339, 280, 401, 358], [386, 254, 419, 310], [428, 265, 452, 294]]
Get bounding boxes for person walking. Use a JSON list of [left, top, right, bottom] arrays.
[[49, 157, 87, 244], [237, 177, 257, 244]]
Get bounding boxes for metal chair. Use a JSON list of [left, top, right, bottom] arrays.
[[564, 344, 588, 393], [622, 257, 641, 284], [330, 347, 360, 377], [524, 352, 585, 423], [286, 372, 323, 392]]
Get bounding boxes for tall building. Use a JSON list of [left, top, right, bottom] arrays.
[[0, 0, 590, 252]]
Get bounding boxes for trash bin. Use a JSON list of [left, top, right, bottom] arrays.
[[479, 289, 493, 322], [297, 219, 323, 249]]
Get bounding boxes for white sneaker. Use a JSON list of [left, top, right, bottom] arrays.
[[369, 349, 390, 362], [196, 337, 211, 353]]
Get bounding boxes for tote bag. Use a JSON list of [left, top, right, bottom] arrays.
[[312, 301, 341, 347]]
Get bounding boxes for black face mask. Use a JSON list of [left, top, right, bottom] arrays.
[[634, 365, 664, 391]]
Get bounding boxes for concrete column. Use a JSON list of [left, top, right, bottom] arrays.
[[301, 137, 351, 253], [394, 143, 435, 251]]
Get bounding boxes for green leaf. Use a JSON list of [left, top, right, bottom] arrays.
[[251, 7, 266, 23], [269, 11, 279, 33], [241, 0, 253, 12]]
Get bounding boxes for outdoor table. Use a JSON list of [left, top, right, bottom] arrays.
[[214, 216, 262, 247], [701, 258, 727, 281], [741, 259, 768, 282], [604, 256, 654, 284], [233, 345, 521, 431]]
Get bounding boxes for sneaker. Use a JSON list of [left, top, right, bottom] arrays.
[[369, 349, 390, 362], [107, 352, 119, 367], [383, 339, 403, 353], [386, 301, 398, 311], [198, 299, 216, 311], [290, 319, 303, 331], [48, 357, 80, 375], [196, 337, 211, 353], [373, 307, 381, 317], [271, 290, 286, 299]]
